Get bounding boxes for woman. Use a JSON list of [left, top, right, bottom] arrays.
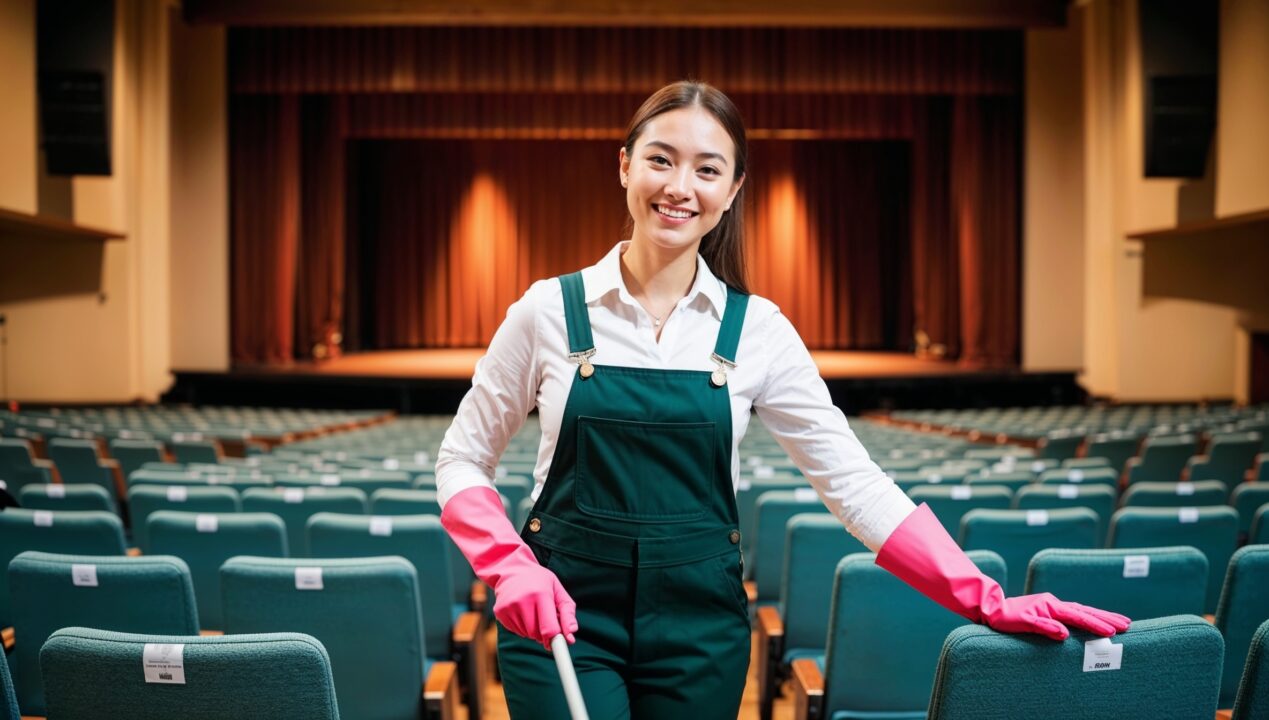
[[436, 81, 1129, 719]]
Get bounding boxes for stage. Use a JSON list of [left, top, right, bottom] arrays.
[[165, 350, 1084, 415]]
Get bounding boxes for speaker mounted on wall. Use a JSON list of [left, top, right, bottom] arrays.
[[1139, 0, 1218, 179], [37, 0, 115, 177]]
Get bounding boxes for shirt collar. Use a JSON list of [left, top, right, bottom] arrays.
[[580, 241, 727, 319]]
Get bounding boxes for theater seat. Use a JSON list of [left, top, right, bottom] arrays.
[[959, 508, 1100, 596], [18, 483, 115, 514], [1215, 546, 1269, 709], [1229, 619, 1269, 720], [1024, 546, 1207, 620], [39, 627, 339, 720], [926, 616, 1222, 719], [1109, 506, 1238, 613]]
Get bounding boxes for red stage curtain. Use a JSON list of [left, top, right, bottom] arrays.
[[230, 94, 299, 364], [295, 95, 348, 359]]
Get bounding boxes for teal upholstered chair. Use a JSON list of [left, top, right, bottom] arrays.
[[907, 485, 1013, 537], [0, 633, 17, 720], [1109, 506, 1238, 613], [1121, 480, 1228, 508], [1062, 456, 1112, 469], [791, 551, 1005, 720], [752, 490, 831, 606], [1084, 432, 1141, 476], [240, 486, 366, 557], [963, 447, 1033, 462], [127, 485, 240, 552], [494, 475, 533, 522], [1229, 619, 1269, 720], [146, 511, 288, 630], [0, 509, 126, 627], [1214, 546, 1269, 708], [1012, 483, 1117, 542], [0, 438, 53, 492], [8, 551, 199, 715], [273, 470, 412, 496], [1036, 430, 1083, 461], [1024, 546, 1207, 619], [735, 475, 806, 570], [1038, 466, 1118, 488], [1188, 431, 1261, 486], [1125, 434, 1199, 485], [370, 488, 476, 611], [959, 508, 1100, 596], [169, 439, 222, 465], [926, 616, 1223, 719], [221, 555, 459, 720], [1252, 503, 1269, 545], [757, 515, 866, 720], [306, 513, 485, 719], [108, 439, 165, 484], [47, 438, 122, 503], [1230, 484, 1269, 541], [965, 470, 1035, 494], [39, 628, 339, 720], [18, 483, 115, 513]]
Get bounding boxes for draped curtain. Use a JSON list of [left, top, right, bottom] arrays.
[[229, 26, 1022, 367]]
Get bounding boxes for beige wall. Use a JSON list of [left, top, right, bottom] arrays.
[[1022, 11, 1085, 372], [170, 20, 229, 371], [0, 0, 37, 214], [0, 0, 176, 403]]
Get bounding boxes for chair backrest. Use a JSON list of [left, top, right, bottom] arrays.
[[39, 627, 339, 720], [1121, 480, 1228, 508], [241, 486, 367, 557], [1012, 483, 1117, 541], [734, 475, 805, 561], [1109, 506, 1239, 613], [127, 485, 240, 552], [0, 509, 126, 627], [1039, 466, 1118, 488], [1230, 484, 1269, 538], [1231, 618, 1269, 720], [108, 439, 165, 484], [1062, 456, 1112, 469], [1038, 431, 1083, 461], [170, 439, 222, 465], [146, 511, 288, 631], [221, 555, 427, 720], [306, 512, 455, 660], [753, 490, 830, 603], [1253, 503, 1269, 545], [907, 485, 1013, 537], [9, 551, 199, 715], [48, 439, 116, 498], [18, 483, 115, 513], [779, 515, 867, 657], [1192, 432, 1262, 484], [0, 438, 51, 491], [369, 489, 473, 606], [1215, 546, 1269, 707], [494, 475, 533, 519], [273, 470, 412, 496], [927, 615, 1223, 719], [1084, 432, 1141, 475], [1024, 546, 1207, 619], [0, 632, 18, 720], [959, 508, 1100, 596], [1128, 434, 1199, 484], [965, 470, 1034, 494], [822, 551, 1005, 718]]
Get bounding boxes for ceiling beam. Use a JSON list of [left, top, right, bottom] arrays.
[[184, 0, 1068, 28]]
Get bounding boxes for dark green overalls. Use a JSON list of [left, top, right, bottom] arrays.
[[498, 271, 752, 719]]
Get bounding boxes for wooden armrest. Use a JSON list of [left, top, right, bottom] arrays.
[[744, 579, 757, 606], [199, 629, 224, 636], [470, 580, 488, 612], [101, 459, 127, 500], [423, 660, 459, 720], [451, 611, 481, 645], [126, 547, 142, 557], [757, 605, 784, 638], [791, 658, 825, 720], [1215, 710, 1232, 720], [3, 626, 13, 652], [1204, 614, 1215, 624]]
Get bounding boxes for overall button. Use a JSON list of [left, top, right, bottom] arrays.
[[528, 518, 542, 533], [728, 530, 740, 544]]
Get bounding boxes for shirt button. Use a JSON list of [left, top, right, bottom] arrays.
[[528, 518, 542, 533], [729, 530, 741, 544]]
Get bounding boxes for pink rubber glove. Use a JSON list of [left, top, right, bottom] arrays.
[[440, 486, 578, 649], [876, 504, 1131, 641]]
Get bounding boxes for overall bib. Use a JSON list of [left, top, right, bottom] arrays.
[[498, 272, 752, 719]]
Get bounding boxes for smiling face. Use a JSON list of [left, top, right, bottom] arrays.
[[620, 106, 745, 254]]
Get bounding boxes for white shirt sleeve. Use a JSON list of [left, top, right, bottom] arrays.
[[434, 283, 542, 508], [751, 309, 916, 551]]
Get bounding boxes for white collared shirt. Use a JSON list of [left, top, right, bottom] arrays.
[[435, 241, 915, 550]]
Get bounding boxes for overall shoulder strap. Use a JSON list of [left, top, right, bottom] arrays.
[[712, 287, 750, 365], [558, 272, 595, 354]]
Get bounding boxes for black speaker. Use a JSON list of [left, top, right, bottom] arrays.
[[37, 0, 115, 176], [1139, 1, 1218, 178]]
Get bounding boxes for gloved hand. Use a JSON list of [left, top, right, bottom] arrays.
[[876, 504, 1131, 641], [440, 486, 578, 650]]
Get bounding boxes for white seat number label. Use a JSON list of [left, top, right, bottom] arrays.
[[143, 643, 186, 684], [283, 488, 304, 504], [1178, 507, 1199, 523], [47, 484, 66, 498], [1175, 483, 1195, 496], [196, 514, 219, 533], [1083, 637, 1123, 672], [1123, 555, 1150, 578], [1058, 485, 1079, 499], [1026, 510, 1050, 526], [34, 511, 54, 527], [369, 516, 393, 537], [951, 486, 972, 500], [71, 564, 99, 587], [167, 486, 188, 502], [794, 488, 818, 502], [295, 567, 324, 590]]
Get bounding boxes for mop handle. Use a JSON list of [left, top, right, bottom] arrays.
[[550, 634, 590, 720]]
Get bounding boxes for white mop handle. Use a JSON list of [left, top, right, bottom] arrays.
[[551, 634, 590, 720]]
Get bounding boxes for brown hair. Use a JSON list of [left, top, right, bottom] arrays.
[[623, 80, 750, 294]]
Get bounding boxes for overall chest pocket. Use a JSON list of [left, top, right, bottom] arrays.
[[575, 416, 715, 523]]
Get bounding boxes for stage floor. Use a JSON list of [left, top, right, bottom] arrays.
[[241, 349, 983, 381]]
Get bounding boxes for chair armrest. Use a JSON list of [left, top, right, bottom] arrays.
[[3, 626, 13, 652], [199, 629, 224, 636], [756, 605, 785, 720], [126, 547, 142, 557], [757, 605, 783, 638], [1215, 710, 1232, 720], [100, 458, 127, 500], [423, 660, 459, 720], [452, 611, 481, 645], [451, 611, 485, 720], [470, 580, 488, 613], [745, 579, 757, 606], [791, 657, 825, 720]]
